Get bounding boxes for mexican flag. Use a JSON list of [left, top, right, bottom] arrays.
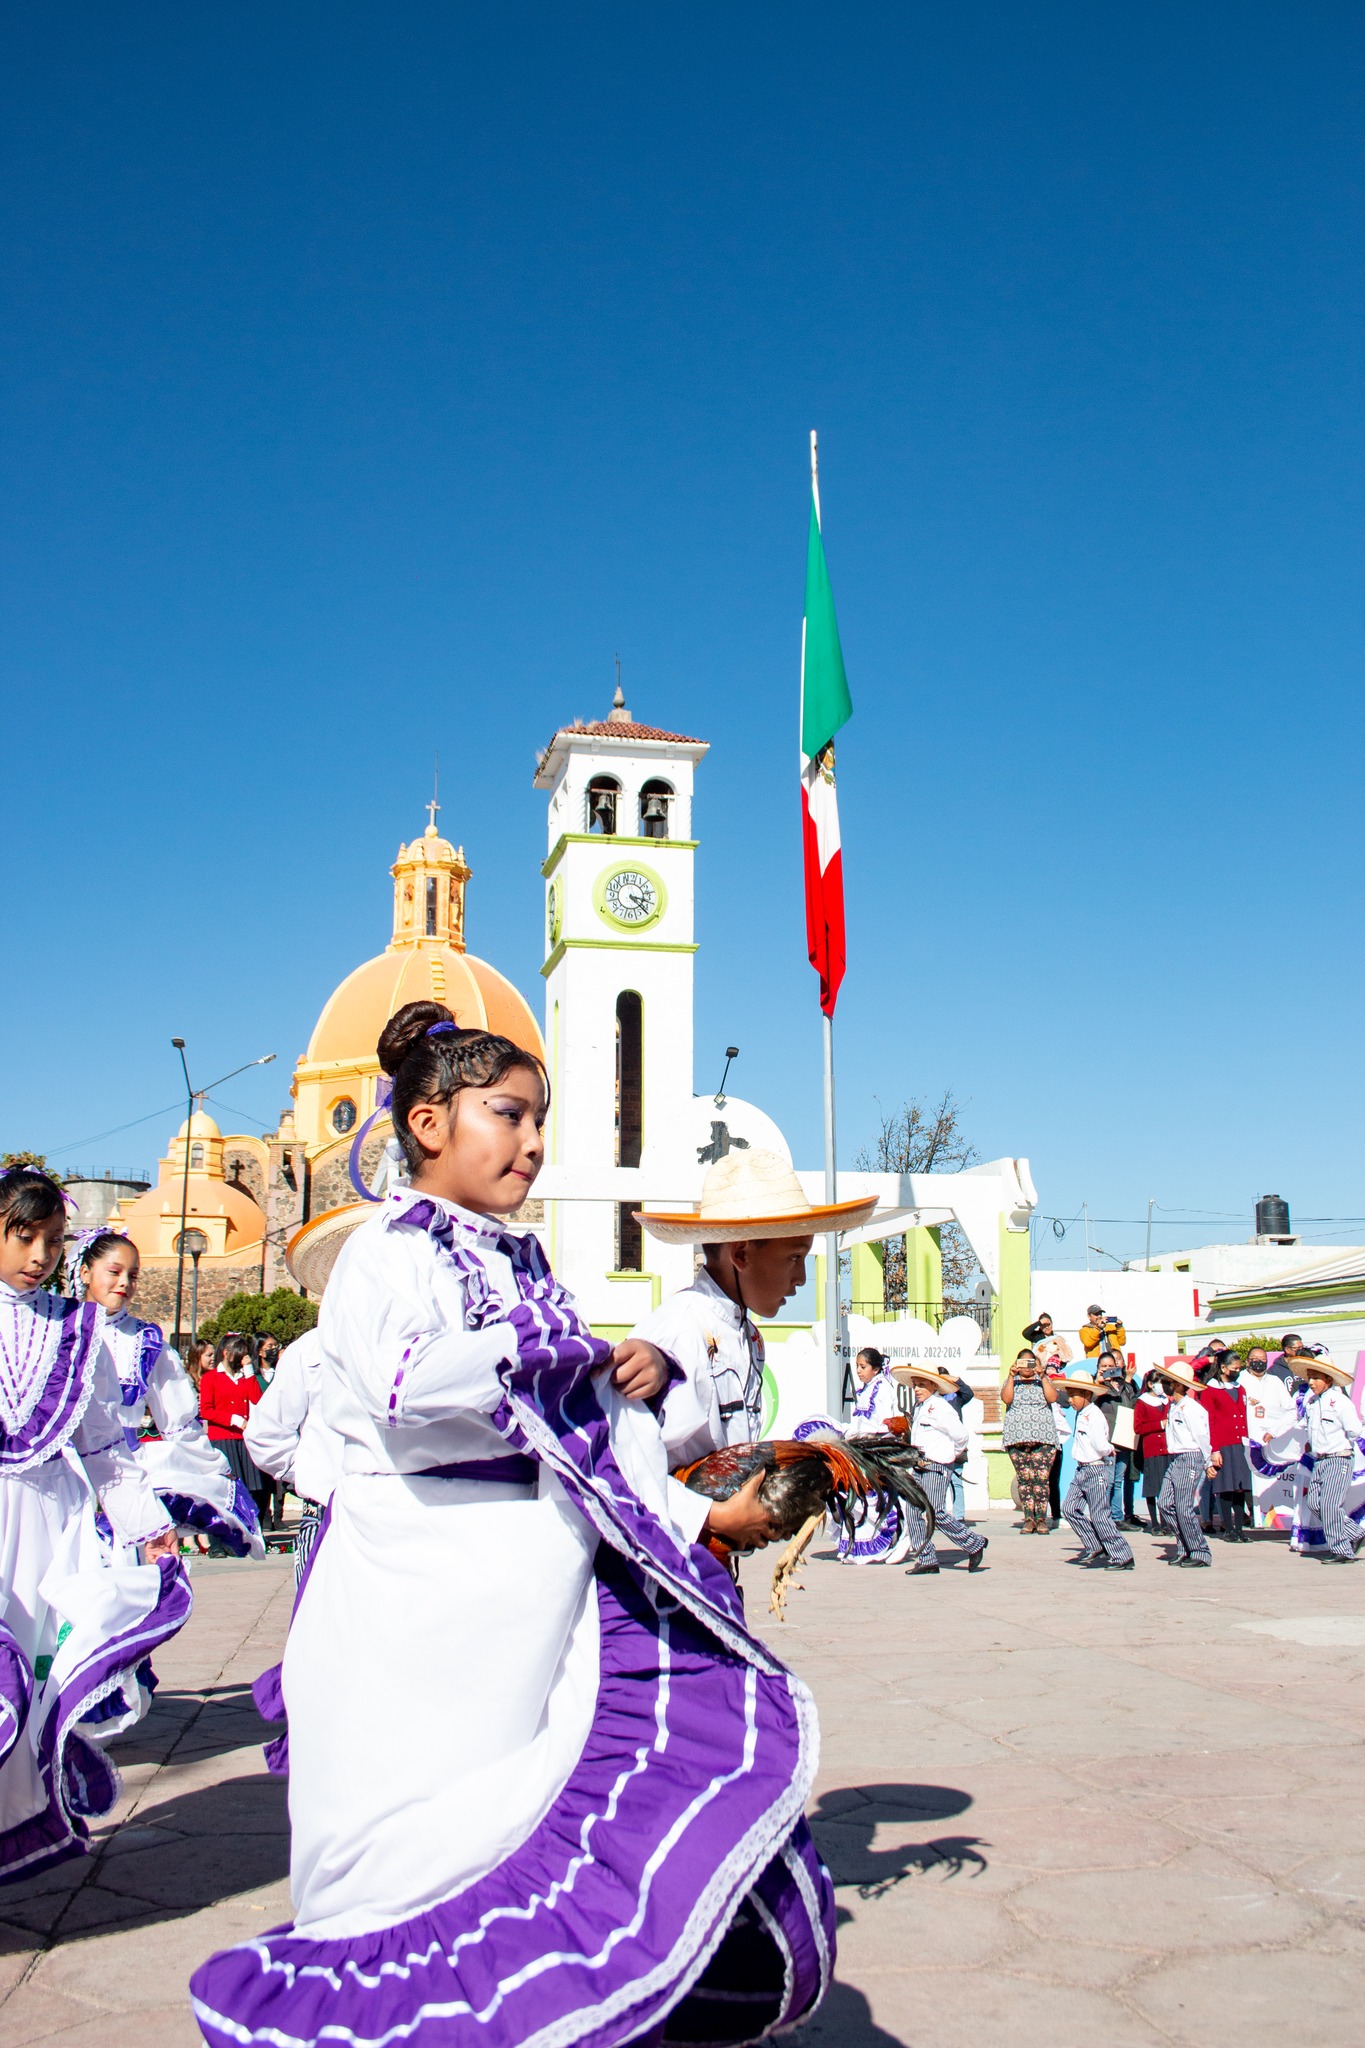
[[800, 455, 852, 1017]]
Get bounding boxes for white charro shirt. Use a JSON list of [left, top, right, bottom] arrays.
[[630, 1268, 766, 1546], [1071, 1403, 1114, 1465], [1165, 1395, 1212, 1459], [1306, 1385, 1361, 1458], [909, 1392, 968, 1466]]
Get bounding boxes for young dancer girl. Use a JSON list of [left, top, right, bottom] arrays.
[[0, 1170, 190, 1883], [193, 1003, 832, 2048], [839, 1346, 910, 1564], [73, 1233, 263, 1558]]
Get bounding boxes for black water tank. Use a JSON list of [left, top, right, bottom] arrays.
[[1256, 1194, 1290, 1237]]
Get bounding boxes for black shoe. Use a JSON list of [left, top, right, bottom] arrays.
[[968, 1540, 988, 1573], [1112, 1559, 1136, 1570], [1322, 1554, 1355, 1564], [1084, 1555, 1110, 1569], [1175, 1556, 1211, 1568], [1120, 1519, 1144, 1532], [906, 1563, 940, 1575]]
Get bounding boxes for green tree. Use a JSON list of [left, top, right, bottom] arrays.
[[198, 1288, 318, 1347], [1, 1150, 49, 1172], [855, 1092, 980, 1303]]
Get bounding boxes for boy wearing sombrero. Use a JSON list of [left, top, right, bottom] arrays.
[[1156, 1360, 1217, 1567], [633, 1150, 877, 1553], [1302, 1357, 1361, 1563], [894, 1365, 988, 1576], [1057, 1377, 1135, 1569]]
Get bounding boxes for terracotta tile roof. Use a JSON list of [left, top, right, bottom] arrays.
[[553, 719, 704, 743]]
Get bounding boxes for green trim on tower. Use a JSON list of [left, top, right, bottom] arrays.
[[542, 834, 698, 881], [541, 938, 698, 977]]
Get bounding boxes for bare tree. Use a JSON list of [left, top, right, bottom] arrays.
[[854, 1092, 981, 1308]]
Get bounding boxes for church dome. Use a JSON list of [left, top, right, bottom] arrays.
[[308, 947, 543, 1067]]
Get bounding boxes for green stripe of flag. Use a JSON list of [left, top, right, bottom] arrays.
[[800, 495, 852, 760]]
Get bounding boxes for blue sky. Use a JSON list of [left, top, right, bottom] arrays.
[[2, 3, 1361, 1270]]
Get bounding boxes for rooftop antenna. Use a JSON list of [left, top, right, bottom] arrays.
[[714, 1046, 740, 1108], [426, 755, 440, 833]]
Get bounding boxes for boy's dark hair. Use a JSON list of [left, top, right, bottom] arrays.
[[377, 1001, 549, 1174], [0, 1167, 65, 1240]]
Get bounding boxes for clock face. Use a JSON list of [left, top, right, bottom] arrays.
[[602, 868, 659, 927], [546, 880, 562, 946]]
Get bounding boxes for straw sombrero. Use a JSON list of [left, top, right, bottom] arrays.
[[1303, 1354, 1352, 1387], [636, 1149, 877, 1246], [285, 1203, 372, 1297], [889, 1363, 960, 1394], [1157, 1358, 1197, 1391], [1055, 1375, 1101, 1396]]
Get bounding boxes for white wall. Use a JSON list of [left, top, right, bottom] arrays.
[[1030, 1270, 1201, 1373]]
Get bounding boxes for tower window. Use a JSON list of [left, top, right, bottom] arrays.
[[586, 775, 620, 835], [190, 1143, 203, 1169], [638, 779, 673, 839], [425, 877, 438, 935], [615, 990, 643, 1270], [332, 1098, 358, 1134]]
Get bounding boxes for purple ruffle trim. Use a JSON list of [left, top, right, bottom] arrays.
[[159, 1480, 262, 1558], [0, 1557, 193, 1887], [193, 1547, 831, 2048], [0, 1621, 32, 1770], [0, 1298, 101, 1469]]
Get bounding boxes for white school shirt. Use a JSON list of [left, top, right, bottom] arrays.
[[1165, 1395, 1212, 1459], [245, 1328, 344, 1505], [1071, 1404, 1114, 1465], [1306, 1385, 1361, 1457], [1238, 1368, 1297, 1437], [631, 1269, 766, 1544], [909, 1392, 968, 1465]]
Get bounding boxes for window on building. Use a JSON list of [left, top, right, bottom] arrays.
[[638, 779, 673, 839], [332, 1098, 358, 1134], [189, 1143, 203, 1169], [425, 876, 438, 935], [586, 775, 620, 835], [615, 990, 643, 1270]]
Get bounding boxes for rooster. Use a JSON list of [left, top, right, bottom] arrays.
[[674, 1432, 936, 1619]]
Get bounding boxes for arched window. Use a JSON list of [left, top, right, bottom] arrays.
[[615, 991, 643, 1270], [332, 1098, 358, 1134], [586, 775, 620, 835], [190, 1143, 204, 1169], [425, 876, 438, 935], [638, 779, 673, 839]]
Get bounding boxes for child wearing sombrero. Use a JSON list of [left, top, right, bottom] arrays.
[[1057, 1378, 1135, 1569], [894, 1365, 988, 1576], [1302, 1357, 1362, 1563], [1156, 1360, 1217, 1567]]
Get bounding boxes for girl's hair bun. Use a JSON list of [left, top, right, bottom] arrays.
[[377, 1000, 455, 1075]]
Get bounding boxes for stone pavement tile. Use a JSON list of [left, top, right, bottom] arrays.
[[966, 1800, 1187, 1873], [1009, 1845, 1320, 1950], [35, 1894, 284, 2013], [86, 1832, 290, 1912], [856, 1966, 1168, 2047], [0, 1981, 96, 2047], [1165, 1791, 1356, 1877], [832, 1889, 1018, 1972], [17, 2001, 201, 2048], [1285, 1852, 1365, 1906], [994, 1933, 1161, 1990], [1070, 1745, 1317, 1803], [1130, 1947, 1365, 2046]]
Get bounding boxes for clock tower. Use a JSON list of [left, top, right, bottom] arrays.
[[534, 686, 709, 1327]]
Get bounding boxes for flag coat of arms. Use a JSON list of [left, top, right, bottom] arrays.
[[800, 472, 852, 1017]]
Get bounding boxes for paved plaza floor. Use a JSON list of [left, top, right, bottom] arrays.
[[2, 1516, 1364, 2045]]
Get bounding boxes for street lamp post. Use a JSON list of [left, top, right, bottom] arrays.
[[176, 1228, 209, 1342], [169, 1041, 276, 1349]]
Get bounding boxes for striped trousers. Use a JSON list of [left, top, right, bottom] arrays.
[[904, 1461, 984, 1569], [1306, 1454, 1358, 1560], [1063, 1460, 1133, 1564], [293, 1499, 325, 1588], [1158, 1451, 1211, 1563]]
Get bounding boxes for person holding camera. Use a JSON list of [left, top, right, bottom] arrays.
[[1080, 1303, 1126, 1359], [1001, 1347, 1062, 1533]]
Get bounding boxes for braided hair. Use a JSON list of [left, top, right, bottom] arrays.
[[377, 1000, 549, 1174]]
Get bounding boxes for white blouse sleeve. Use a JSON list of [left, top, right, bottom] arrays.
[[244, 1341, 312, 1481], [323, 1224, 518, 1429], [143, 1345, 202, 1439], [73, 1339, 173, 1543]]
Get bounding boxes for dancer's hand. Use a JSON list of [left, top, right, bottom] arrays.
[[605, 1338, 669, 1402], [705, 1471, 778, 1551], [142, 1530, 180, 1563]]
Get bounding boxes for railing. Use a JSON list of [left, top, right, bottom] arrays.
[[847, 1297, 994, 1345]]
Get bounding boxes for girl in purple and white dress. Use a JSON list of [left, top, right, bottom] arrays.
[[0, 1170, 190, 1884], [72, 1232, 264, 1559], [192, 1001, 833, 2048], [839, 1347, 911, 1564]]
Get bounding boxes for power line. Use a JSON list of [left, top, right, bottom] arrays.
[[43, 1100, 184, 1162]]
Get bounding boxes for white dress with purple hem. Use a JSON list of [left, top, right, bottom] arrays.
[[0, 1283, 192, 1884], [192, 1189, 833, 2048]]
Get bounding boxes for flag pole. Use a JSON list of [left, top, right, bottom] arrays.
[[811, 430, 844, 1418]]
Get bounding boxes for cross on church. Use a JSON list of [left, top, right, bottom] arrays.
[[426, 756, 440, 832]]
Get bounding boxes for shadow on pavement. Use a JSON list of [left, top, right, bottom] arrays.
[[0, 1773, 290, 1952], [107, 1683, 274, 1767], [786, 1977, 908, 2044], [809, 1781, 987, 1898]]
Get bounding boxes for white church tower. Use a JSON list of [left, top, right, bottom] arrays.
[[534, 686, 708, 1330]]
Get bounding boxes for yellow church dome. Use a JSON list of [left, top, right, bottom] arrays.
[[308, 947, 544, 1067]]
